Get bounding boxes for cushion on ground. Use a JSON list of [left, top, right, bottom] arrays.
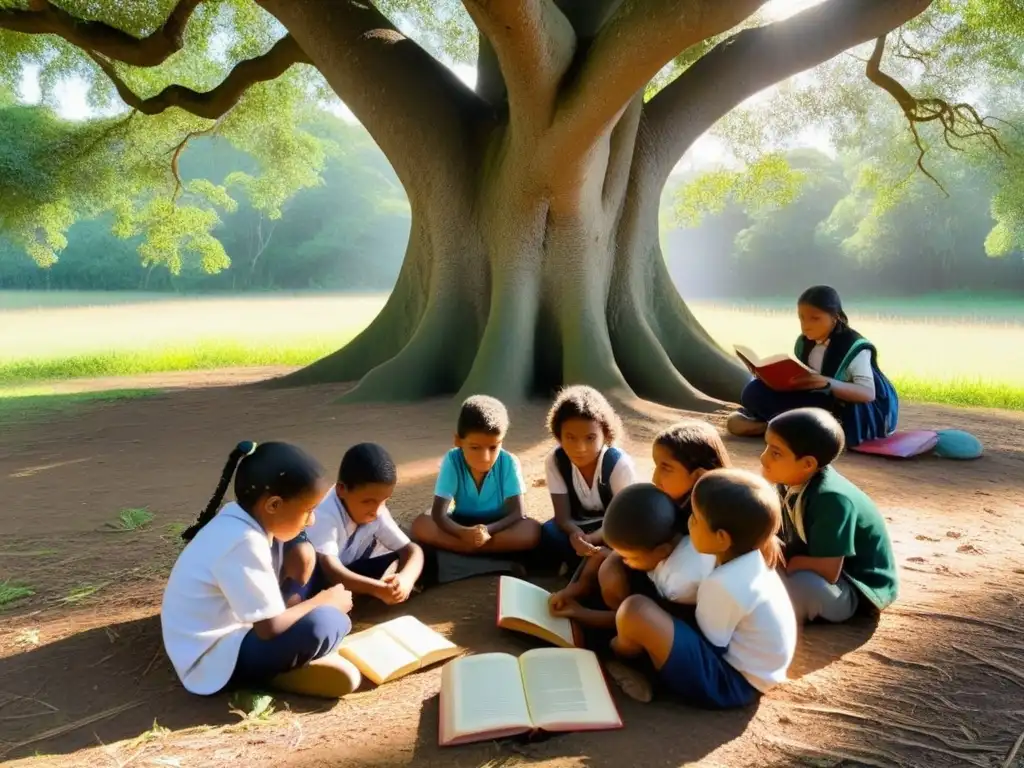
[[851, 430, 939, 458], [932, 429, 984, 460]]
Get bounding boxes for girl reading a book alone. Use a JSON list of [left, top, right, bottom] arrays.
[[726, 285, 899, 448], [161, 441, 361, 699]]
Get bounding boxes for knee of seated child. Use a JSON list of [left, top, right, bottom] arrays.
[[519, 517, 543, 546], [615, 594, 658, 633], [409, 512, 438, 543], [301, 605, 352, 649], [598, 555, 628, 604]]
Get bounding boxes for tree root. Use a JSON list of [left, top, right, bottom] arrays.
[[956, 645, 1024, 689], [887, 607, 1024, 636], [610, 302, 724, 413], [858, 649, 954, 680], [341, 298, 480, 402], [770, 736, 914, 768]]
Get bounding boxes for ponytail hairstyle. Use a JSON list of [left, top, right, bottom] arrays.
[[181, 441, 324, 542], [691, 469, 785, 569], [798, 285, 849, 334]]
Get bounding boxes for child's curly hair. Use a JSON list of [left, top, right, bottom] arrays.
[[546, 385, 622, 445]]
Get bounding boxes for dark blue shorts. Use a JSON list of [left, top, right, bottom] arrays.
[[659, 617, 758, 709]]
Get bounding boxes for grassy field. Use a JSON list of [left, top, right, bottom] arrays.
[[3, 290, 1022, 410]]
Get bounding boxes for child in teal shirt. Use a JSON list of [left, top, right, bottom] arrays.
[[411, 395, 541, 555], [759, 407, 898, 623]]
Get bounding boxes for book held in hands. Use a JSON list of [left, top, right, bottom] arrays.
[[496, 575, 577, 648], [734, 344, 814, 392]]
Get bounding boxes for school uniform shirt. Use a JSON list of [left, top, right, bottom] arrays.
[[434, 447, 525, 520], [543, 445, 637, 521], [807, 340, 875, 397], [305, 488, 410, 565], [160, 503, 286, 695], [695, 550, 797, 693], [781, 466, 898, 611], [648, 535, 717, 604]]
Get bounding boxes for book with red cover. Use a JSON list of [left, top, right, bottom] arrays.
[[734, 344, 814, 392]]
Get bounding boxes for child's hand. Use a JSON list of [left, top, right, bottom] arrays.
[[323, 584, 354, 614], [282, 542, 317, 586], [549, 597, 586, 620], [549, 588, 572, 612], [470, 524, 491, 549], [571, 531, 600, 557], [381, 573, 414, 604]]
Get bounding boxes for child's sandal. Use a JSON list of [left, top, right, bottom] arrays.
[[605, 660, 653, 704]]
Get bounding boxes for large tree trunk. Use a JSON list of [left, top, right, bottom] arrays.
[[259, 0, 934, 408], [276, 106, 747, 410]]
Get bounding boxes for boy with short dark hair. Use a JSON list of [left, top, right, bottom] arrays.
[[410, 395, 541, 554], [760, 407, 898, 624], [305, 442, 424, 605]]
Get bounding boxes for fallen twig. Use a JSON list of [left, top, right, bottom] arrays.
[[1003, 727, 1024, 768], [0, 700, 143, 758]]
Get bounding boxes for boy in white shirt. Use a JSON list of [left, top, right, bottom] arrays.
[[607, 470, 797, 707], [304, 443, 424, 605]]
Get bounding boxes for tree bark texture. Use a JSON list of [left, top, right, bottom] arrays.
[[255, 0, 935, 408]]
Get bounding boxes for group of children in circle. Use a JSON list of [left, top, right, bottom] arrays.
[[161, 388, 898, 710]]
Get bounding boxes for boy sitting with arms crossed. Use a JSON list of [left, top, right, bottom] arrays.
[[303, 442, 424, 605], [760, 407, 898, 624], [411, 395, 541, 555], [605, 472, 797, 707]]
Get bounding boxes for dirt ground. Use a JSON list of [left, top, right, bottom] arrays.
[[1, 372, 1022, 768]]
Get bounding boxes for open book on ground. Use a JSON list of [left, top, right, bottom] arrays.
[[439, 648, 622, 746], [338, 615, 461, 685], [734, 344, 814, 392], [497, 576, 576, 648]]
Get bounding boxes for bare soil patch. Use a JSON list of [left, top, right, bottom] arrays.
[[1, 377, 1022, 767]]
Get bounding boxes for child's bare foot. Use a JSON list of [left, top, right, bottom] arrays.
[[726, 411, 767, 437], [605, 660, 653, 703], [609, 633, 643, 658]]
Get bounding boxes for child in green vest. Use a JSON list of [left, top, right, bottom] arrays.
[[759, 407, 898, 624]]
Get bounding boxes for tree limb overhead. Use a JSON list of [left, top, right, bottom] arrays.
[[549, 0, 771, 156], [86, 34, 310, 120], [0, 0, 206, 68], [865, 34, 1005, 193], [257, 0, 490, 193], [643, 0, 937, 181], [462, 0, 576, 136]]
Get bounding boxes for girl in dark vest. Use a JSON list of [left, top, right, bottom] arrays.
[[726, 286, 899, 448], [539, 385, 637, 573]]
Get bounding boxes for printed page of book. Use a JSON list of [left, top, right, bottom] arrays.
[[438, 653, 533, 746], [519, 648, 622, 733], [379, 615, 461, 667], [339, 628, 419, 685], [734, 345, 790, 368], [497, 576, 575, 648]]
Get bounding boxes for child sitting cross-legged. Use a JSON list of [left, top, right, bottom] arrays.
[[606, 471, 797, 707], [410, 395, 541, 555], [760, 407, 898, 624], [304, 443, 424, 606]]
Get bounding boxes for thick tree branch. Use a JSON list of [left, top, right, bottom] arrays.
[[548, 0, 770, 156], [643, 0, 936, 181], [554, 0, 625, 38], [0, 0, 205, 68], [476, 35, 507, 106], [865, 34, 1005, 193], [86, 35, 309, 120], [463, 0, 575, 137], [257, 0, 489, 193]]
